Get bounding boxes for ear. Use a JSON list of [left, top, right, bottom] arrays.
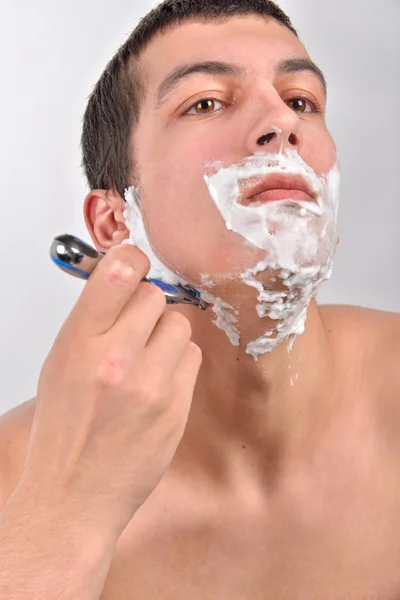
[[83, 189, 130, 252]]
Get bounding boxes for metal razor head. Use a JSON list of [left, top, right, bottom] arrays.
[[144, 278, 209, 310]]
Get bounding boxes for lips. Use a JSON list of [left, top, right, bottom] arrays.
[[239, 174, 318, 206]]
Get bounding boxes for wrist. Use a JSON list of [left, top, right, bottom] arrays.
[[3, 479, 118, 571]]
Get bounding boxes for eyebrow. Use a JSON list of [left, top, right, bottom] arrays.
[[154, 57, 327, 109]]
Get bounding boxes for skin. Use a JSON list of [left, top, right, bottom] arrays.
[[1, 15, 400, 599], [87, 15, 340, 492], [83, 15, 400, 596]]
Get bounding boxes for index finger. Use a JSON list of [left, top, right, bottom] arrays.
[[62, 244, 152, 338]]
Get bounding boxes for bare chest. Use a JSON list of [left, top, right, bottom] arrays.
[[100, 522, 400, 600], [100, 449, 400, 600]]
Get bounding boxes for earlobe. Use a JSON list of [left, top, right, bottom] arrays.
[[83, 189, 130, 252]]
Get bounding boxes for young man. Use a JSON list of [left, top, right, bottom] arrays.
[[1, 1, 400, 598]]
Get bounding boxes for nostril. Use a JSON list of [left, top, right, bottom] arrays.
[[257, 132, 277, 145], [288, 133, 298, 145]]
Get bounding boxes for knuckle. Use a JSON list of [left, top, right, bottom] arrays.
[[107, 244, 151, 277], [106, 259, 135, 284], [139, 281, 166, 305], [164, 312, 192, 338], [134, 380, 165, 411], [94, 347, 128, 388]]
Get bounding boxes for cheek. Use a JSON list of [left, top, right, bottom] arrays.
[[147, 115, 239, 177], [139, 173, 264, 286], [302, 125, 338, 174]]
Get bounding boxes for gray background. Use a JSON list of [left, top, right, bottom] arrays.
[[0, 0, 398, 415]]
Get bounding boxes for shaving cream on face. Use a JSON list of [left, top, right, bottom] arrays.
[[122, 148, 340, 360], [203, 149, 340, 358], [122, 186, 190, 285]]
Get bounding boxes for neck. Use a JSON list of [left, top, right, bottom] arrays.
[[170, 299, 338, 496]]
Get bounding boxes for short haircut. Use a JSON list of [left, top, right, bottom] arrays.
[[80, 0, 298, 200]]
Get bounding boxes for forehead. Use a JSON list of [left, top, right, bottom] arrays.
[[139, 15, 309, 93]]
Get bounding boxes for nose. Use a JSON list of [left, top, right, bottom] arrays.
[[245, 98, 303, 155]]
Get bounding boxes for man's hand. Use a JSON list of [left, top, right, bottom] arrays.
[[16, 244, 202, 542]]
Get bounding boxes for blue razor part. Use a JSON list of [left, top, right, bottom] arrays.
[[146, 279, 181, 305], [145, 279, 202, 306], [146, 279, 179, 294]]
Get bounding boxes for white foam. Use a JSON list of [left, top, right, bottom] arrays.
[[203, 149, 340, 358], [122, 148, 340, 361], [122, 186, 190, 285]]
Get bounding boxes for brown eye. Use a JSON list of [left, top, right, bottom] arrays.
[[286, 96, 318, 113], [185, 98, 225, 115], [195, 99, 214, 113]]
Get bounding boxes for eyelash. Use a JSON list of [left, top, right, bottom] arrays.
[[184, 94, 322, 115]]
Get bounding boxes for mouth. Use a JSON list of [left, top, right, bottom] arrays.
[[238, 173, 319, 207]]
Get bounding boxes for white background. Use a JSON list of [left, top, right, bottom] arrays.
[[0, 0, 398, 414]]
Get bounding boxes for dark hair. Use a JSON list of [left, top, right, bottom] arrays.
[[80, 0, 298, 200]]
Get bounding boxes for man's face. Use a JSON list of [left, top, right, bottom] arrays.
[[130, 15, 337, 293]]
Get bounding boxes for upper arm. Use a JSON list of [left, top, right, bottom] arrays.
[[0, 399, 36, 511], [0, 461, 11, 510], [0, 428, 17, 510]]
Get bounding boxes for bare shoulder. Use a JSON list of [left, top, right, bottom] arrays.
[[0, 398, 36, 508], [319, 303, 400, 389], [320, 303, 400, 421], [320, 303, 400, 352], [320, 302, 400, 329]]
